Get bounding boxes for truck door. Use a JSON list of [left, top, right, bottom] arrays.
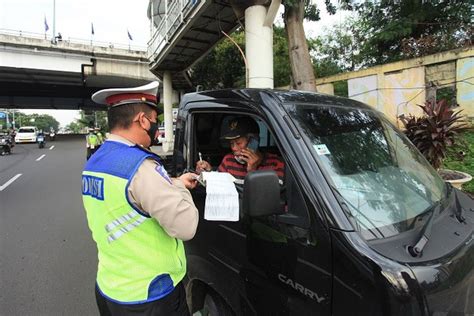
[[184, 109, 332, 315], [243, 165, 332, 315], [184, 110, 252, 310]]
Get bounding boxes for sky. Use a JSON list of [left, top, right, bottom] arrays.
[[0, 0, 350, 128], [0, 0, 150, 47]]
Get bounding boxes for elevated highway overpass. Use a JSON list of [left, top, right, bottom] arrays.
[[0, 31, 156, 110]]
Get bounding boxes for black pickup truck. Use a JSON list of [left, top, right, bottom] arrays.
[[164, 89, 474, 315]]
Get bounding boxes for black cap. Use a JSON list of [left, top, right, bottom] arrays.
[[221, 117, 259, 140]]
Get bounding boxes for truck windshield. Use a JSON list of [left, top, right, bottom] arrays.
[[286, 104, 446, 240]]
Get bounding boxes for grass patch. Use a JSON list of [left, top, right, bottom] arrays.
[[444, 129, 474, 193]]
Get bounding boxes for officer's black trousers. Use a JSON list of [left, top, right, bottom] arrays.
[[95, 282, 190, 316]]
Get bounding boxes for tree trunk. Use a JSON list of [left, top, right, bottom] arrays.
[[284, 2, 317, 92]]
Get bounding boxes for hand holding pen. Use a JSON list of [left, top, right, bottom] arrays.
[[196, 151, 211, 174]]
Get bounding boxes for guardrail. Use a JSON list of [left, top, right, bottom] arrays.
[[148, 0, 201, 61], [0, 28, 147, 51]]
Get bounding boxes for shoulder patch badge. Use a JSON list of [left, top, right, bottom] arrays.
[[155, 164, 172, 184]]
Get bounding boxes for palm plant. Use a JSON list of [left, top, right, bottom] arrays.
[[399, 99, 470, 170]]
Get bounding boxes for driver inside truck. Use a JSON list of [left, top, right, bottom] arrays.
[[195, 116, 285, 186]]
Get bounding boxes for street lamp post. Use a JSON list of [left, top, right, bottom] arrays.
[[52, 0, 56, 44]]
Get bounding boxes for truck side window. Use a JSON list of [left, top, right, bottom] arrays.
[[193, 113, 228, 168], [284, 167, 310, 224], [193, 113, 284, 175]]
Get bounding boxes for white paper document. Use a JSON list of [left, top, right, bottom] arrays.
[[202, 172, 239, 222]]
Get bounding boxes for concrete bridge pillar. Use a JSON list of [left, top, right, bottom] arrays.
[[245, 1, 279, 88], [162, 71, 173, 152]]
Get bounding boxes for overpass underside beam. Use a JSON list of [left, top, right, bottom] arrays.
[[148, 0, 241, 90], [148, 0, 281, 91]]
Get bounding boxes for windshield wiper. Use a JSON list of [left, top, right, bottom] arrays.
[[407, 200, 441, 257], [451, 184, 466, 223], [407, 183, 466, 257]]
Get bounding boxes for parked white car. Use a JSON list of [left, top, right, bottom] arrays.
[[157, 127, 165, 144], [15, 126, 38, 143]]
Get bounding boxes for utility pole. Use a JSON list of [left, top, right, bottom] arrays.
[[5, 109, 10, 129], [52, 0, 56, 44]]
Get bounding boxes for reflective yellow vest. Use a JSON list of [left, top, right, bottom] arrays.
[[96, 132, 104, 144], [82, 141, 186, 304], [87, 133, 99, 147]]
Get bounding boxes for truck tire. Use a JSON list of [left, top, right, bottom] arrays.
[[198, 290, 233, 316]]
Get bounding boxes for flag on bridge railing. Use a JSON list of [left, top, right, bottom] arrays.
[[44, 16, 49, 32], [91, 23, 95, 35], [127, 29, 133, 41]]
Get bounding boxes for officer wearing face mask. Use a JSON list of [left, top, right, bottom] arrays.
[[83, 81, 199, 315]]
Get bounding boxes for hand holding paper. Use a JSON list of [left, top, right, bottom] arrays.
[[201, 172, 239, 222]]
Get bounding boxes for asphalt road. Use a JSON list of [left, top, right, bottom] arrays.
[[0, 136, 98, 315]]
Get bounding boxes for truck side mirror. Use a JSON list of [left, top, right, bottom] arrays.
[[243, 170, 281, 217]]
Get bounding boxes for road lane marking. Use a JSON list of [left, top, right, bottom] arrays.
[[466, 278, 472, 314], [36, 154, 46, 161], [0, 174, 22, 192], [49, 145, 55, 150]]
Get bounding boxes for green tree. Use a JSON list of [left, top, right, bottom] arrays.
[[6, 111, 59, 131], [346, 0, 472, 66], [282, 0, 336, 91], [27, 114, 60, 132], [191, 27, 292, 89], [6, 111, 28, 129], [65, 121, 82, 133], [1, 111, 61, 132], [273, 26, 292, 88], [191, 30, 246, 90], [310, 17, 362, 76], [77, 110, 108, 132], [63, 110, 107, 134]]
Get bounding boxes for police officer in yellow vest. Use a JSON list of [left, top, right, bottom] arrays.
[[86, 128, 100, 160], [82, 81, 199, 315], [95, 127, 104, 145]]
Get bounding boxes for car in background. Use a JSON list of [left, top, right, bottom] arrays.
[[15, 126, 38, 143], [156, 125, 176, 145], [157, 127, 165, 144]]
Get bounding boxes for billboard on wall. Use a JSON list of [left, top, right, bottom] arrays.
[[382, 67, 426, 123], [347, 69, 426, 124], [348, 75, 378, 109], [457, 57, 474, 117]]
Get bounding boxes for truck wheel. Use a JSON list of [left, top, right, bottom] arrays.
[[198, 290, 233, 316]]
